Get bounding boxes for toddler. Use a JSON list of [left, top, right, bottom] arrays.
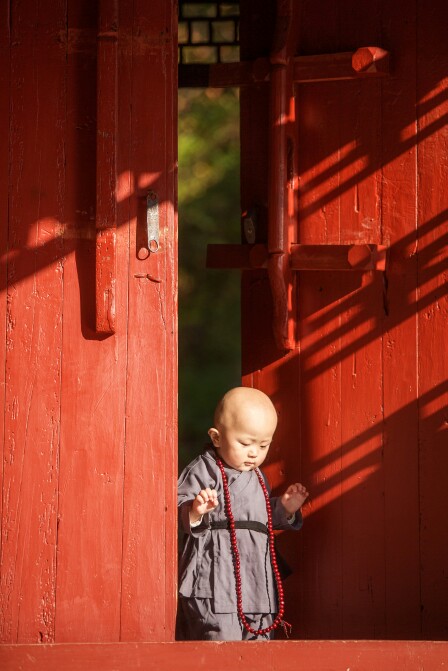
[[177, 386, 309, 640]]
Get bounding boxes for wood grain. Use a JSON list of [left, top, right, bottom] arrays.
[[0, 0, 65, 643], [416, 0, 448, 640], [55, 0, 127, 642], [1, 640, 448, 671], [119, 0, 177, 641], [240, 0, 448, 640], [380, 0, 421, 639]]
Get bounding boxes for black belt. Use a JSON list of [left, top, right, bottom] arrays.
[[209, 519, 292, 579], [210, 520, 268, 535]]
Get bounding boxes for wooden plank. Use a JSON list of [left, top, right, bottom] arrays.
[[1, 640, 448, 671], [95, 0, 119, 335], [179, 48, 389, 89], [0, 0, 65, 643], [336, 0, 386, 638], [380, 0, 421, 639], [290, 244, 386, 271], [293, 48, 389, 83], [55, 0, 127, 642], [119, 0, 177, 641], [292, 0, 347, 636], [163, 0, 179, 636], [238, 0, 303, 632], [0, 0, 10, 642], [207, 243, 387, 271], [296, 282, 344, 642], [245, 0, 390, 639], [416, 0, 448, 640], [339, 272, 386, 639]]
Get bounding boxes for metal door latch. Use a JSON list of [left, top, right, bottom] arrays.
[[138, 191, 160, 259]]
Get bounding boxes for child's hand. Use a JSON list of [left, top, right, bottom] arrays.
[[281, 483, 309, 515], [190, 488, 219, 524]]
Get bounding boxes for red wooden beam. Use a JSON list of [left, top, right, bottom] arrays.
[[206, 244, 387, 271], [95, 0, 118, 334], [293, 46, 390, 82], [179, 48, 390, 88], [1, 641, 447, 671], [290, 243, 387, 271], [267, 0, 294, 352]]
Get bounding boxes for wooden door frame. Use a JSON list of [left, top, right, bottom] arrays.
[[1, 640, 448, 670]]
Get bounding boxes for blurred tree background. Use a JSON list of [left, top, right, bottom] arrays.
[[178, 87, 241, 469]]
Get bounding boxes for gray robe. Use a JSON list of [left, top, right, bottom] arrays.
[[178, 448, 302, 614]]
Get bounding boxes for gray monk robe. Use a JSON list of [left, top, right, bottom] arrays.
[[178, 447, 303, 617]]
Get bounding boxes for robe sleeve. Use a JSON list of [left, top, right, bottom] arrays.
[[258, 468, 304, 531], [178, 455, 217, 536], [270, 496, 303, 530]]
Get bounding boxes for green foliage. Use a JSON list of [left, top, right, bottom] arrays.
[[178, 88, 241, 469]]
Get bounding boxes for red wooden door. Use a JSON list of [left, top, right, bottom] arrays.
[[0, 0, 177, 643], [240, 0, 448, 641]]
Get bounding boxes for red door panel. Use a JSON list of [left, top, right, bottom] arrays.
[[240, 0, 447, 640], [0, 0, 177, 644]]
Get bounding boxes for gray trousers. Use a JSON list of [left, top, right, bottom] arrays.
[[177, 597, 275, 641]]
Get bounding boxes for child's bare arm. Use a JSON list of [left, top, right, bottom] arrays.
[[189, 487, 219, 524], [280, 483, 309, 515]]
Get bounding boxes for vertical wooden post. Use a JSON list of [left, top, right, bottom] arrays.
[[1, 0, 66, 642], [267, 0, 295, 351], [416, 0, 448, 639], [96, 0, 118, 334]]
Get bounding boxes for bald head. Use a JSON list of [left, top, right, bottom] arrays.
[[208, 387, 278, 471], [213, 387, 278, 434]]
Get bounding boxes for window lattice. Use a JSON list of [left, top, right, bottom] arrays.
[[178, 2, 240, 65]]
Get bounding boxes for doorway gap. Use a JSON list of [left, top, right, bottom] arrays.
[[178, 85, 242, 470]]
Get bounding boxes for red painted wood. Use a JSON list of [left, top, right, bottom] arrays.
[[206, 243, 387, 271], [95, 0, 118, 334], [240, 0, 448, 642], [0, 0, 10, 641], [1, 640, 448, 671], [55, 0, 127, 642], [179, 48, 390, 89], [54, 0, 177, 643], [0, 2, 176, 642], [1, 0, 446, 657], [294, 45, 346, 638], [291, 244, 386, 270], [380, 0, 421, 639], [293, 48, 389, 82], [207, 243, 386, 271], [336, 0, 386, 638], [416, 0, 448, 640], [0, 0, 66, 643], [351, 47, 389, 74], [119, 0, 177, 641], [267, 0, 296, 351], [0, 0, 177, 646]]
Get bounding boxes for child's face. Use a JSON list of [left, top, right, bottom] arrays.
[[209, 403, 277, 472]]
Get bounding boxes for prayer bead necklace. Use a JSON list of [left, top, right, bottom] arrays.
[[216, 457, 289, 637]]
